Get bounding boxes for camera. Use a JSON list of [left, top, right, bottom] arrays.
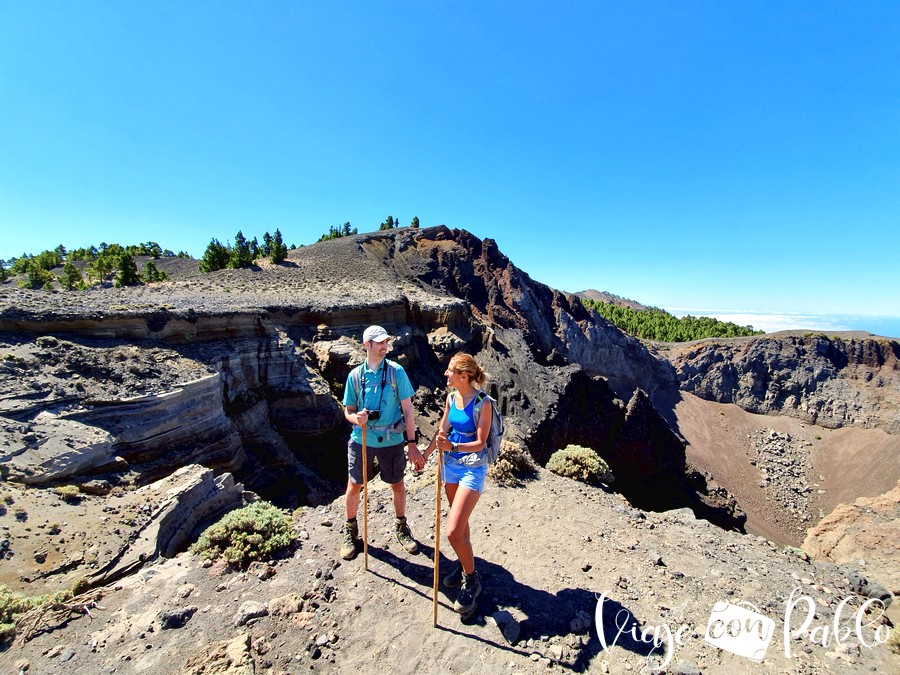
[[367, 410, 380, 421]]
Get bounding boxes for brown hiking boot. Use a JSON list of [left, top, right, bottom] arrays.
[[395, 517, 418, 554], [340, 520, 361, 560]]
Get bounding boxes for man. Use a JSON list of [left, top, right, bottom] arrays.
[[341, 325, 425, 560]]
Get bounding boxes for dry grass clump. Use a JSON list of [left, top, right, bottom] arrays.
[[546, 444, 614, 486], [888, 624, 900, 655], [488, 440, 538, 487], [53, 485, 82, 504]]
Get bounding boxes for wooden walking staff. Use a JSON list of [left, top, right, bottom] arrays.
[[432, 439, 442, 627], [361, 425, 369, 571]]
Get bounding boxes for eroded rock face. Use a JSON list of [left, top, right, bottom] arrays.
[[668, 334, 900, 433], [373, 228, 671, 396], [87, 464, 248, 587], [803, 479, 900, 593]]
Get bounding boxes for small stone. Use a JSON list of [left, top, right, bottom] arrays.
[[177, 584, 196, 599], [233, 601, 268, 627], [672, 660, 701, 675], [159, 606, 198, 630], [269, 593, 304, 616]]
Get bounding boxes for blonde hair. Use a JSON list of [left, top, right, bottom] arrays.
[[450, 353, 487, 387]]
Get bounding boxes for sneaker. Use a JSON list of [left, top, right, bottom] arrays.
[[454, 571, 481, 614], [442, 563, 463, 589], [394, 517, 419, 554], [340, 520, 360, 561]]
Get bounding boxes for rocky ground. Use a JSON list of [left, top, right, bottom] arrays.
[[671, 392, 900, 548], [1, 467, 897, 674]]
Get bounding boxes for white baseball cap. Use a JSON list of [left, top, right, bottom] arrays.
[[363, 325, 391, 343]]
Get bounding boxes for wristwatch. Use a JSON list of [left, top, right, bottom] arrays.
[[451, 441, 459, 451]]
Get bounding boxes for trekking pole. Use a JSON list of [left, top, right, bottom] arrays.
[[361, 424, 369, 572], [432, 440, 442, 627]]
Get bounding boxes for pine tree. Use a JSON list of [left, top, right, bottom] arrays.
[[62, 261, 82, 290], [410, 216, 420, 229], [270, 229, 288, 264], [229, 230, 254, 268], [141, 260, 167, 283], [114, 253, 139, 287], [199, 239, 230, 272], [20, 260, 54, 289], [262, 232, 273, 256]]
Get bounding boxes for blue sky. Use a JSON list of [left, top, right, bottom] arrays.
[[2, 2, 898, 336]]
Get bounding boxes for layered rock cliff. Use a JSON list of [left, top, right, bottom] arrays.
[[667, 333, 900, 434]]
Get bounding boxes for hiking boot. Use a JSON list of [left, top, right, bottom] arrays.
[[340, 520, 361, 560], [394, 517, 418, 554], [454, 571, 482, 614], [442, 562, 463, 589]]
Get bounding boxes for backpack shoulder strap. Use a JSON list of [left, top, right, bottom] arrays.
[[472, 390, 489, 422], [349, 363, 365, 403], [385, 359, 399, 394]]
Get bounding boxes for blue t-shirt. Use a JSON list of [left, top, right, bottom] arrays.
[[343, 359, 414, 447]]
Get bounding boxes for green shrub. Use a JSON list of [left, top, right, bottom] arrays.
[[488, 440, 538, 487], [189, 501, 294, 567], [546, 445, 615, 485]]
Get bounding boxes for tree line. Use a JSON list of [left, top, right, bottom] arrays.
[[1, 214, 425, 289], [316, 215, 419, 243], [199, 229, 289, 272], [200, 215, 421, 270], [582, 298, 763, 341], [0, 242, 187, 291]]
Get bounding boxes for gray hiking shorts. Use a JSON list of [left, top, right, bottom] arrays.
[[347, 439, 406, 485]]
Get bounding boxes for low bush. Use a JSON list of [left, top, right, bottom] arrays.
[[53, 485, 82, 503], [546, 445, 614, 485], [189, 501, 294, 568], [0, 585, 72, 644], [488, 440, 538, 487]]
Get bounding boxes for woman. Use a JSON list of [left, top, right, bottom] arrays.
[[423, 353, 492, 615]]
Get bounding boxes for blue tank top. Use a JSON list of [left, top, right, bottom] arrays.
[[447, 393, 478, 458]]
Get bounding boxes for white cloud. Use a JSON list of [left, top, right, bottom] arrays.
[[668, 309, 855, 334]]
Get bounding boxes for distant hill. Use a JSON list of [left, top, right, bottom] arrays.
[[576, 291, 763, 342], [575, 289, 647, 311]]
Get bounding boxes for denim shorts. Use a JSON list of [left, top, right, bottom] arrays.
[[347, 439, 406, 485], [442, 454, 488, 494]]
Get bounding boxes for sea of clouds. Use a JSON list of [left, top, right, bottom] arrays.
[[669, 310, 900, 339]]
